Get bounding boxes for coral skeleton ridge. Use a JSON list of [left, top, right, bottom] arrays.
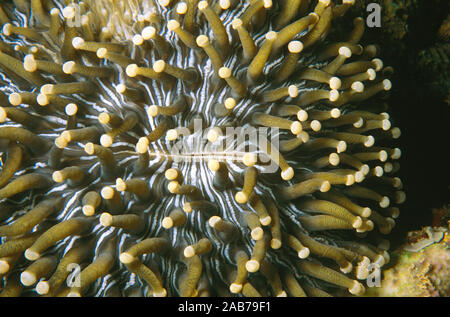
[[0, 0, 404, 297]]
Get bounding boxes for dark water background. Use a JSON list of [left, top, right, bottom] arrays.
[[353, 0, 449, 246]]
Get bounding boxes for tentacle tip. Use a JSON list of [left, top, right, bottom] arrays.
[[153, 289, 167, 297], [24, 249, 40, 261], [362, 207, 371, 218], [310, 120, 321, 132], [119, 252, 135, 264], [290, 121, 302, 135], [243, 153, 257, 167], [235, 192, 248, 204], [126, 64, 139, 77], [65, 103, 78, 116], [83, 142, 95, 155], [245, 260, 260, 273], [353, 116, 364, 127], [52, 171, 64, 183], [270, 238, 282, 249], [259, 216, 272, 226], [136, 139, 149, 154], [62, 61, 76, 74], [101, 186, 115, 199], [196, 34, 209, 48], [182, 202, 192, 213], [251, 227, 264, 241], [20, 271, 37, 286], [100, 134, 114, 148], [352, 216, 363, 229], [62, 6, 76, 19], [183, 246, 195, 258], [96, 48, 108, 58], [364, 135, 375, 147], [208, 216, 221, 228], [9, 93, 22, 106], [329, 153, 340, 166], [297, 110, 308, 122], [167, 19, 180, 31], [265, 31, 277, 41], [288, 85, 299, 98], [153, 60, 166, 73], [132, 34, 144, 46], [391, 127, 401, 139], [382, 250, 390, 264], [374, 254, 386, 267], [392, 148, 402, 159], [36, 281, 50, 295], [340, 262, 353, 274], [142, 26, 156, 40], [395, 191, 406, 204], [361, 164, 370, 175], [263, 0, 273, 8], [288, 41, 304, 54], [115, 178, 127, 191], [100, 212, 113, 227], [162, 217, 174, 229], [198, 0, 209, 10], [224, 98, 236, 110], [298, 248, 310, 259], [329, 77, 341, 90], [356, 266, 369, 280], [207, 159, 220, 172], [0, 260, 10, 274], [55, 136, 68, 149], [379, 196, 390, 208], [281, 167, 294, 181], [320, 181, 331, 192], [277, 291, 287, 297], [207, 128, 220, 143], [219, 0, 231, 10], [329, 89, 339, 102], [166, 129, 179, 141], [354, 171, 364, 183], [339, 46, 352, 58], [2, 23, 12, 36], [37, 93, 50, 106], [229, 283, 242, 294], [0, 107, 6, 122], [168, 181, 180, 194], [337, 141, 347, 153], [82, 205, 95, 217], [345, 174, 355, 186], [164, 168, 179, 181], [231, 19, 242, 30], [218, 67, 231, 79], [330, 108, 341, 118], [72, 36, 85, 49], [349, 281, 365, 295], [23, 54, 37, 72]]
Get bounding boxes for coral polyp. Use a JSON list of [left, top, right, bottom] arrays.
[[0, 0, 404, 297]]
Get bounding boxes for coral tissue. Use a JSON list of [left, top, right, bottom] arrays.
[[0, 0, 403, 297]]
